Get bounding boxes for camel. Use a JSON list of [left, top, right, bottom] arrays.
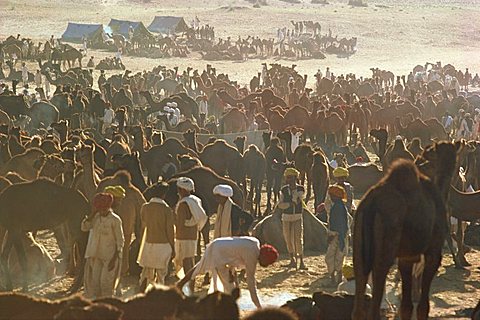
[[352, 142, 457, 320], [384, 137, 414, 169], [0, 179, 89, 291], [283, 105, 310, 130], [347, 163, 384, 195], [220, 107, 247, 133], [0, 293, 91, 320], [177, 154, 202, 171], [369, 128, 388, 164], [292, 144, 314, 201], [233, 136, 246, 154], [408, 138, 423, 158], [97, 171, 146, 276], [111, 152, 148, 192], [5, 232, 56, 288], [252, 208, 328, 254], [74, 145, 99, 203], [199, 139, 244, 186], [0, 148, 46, 180], [141, 91, 199, 121], [265, 137, 286, 213], [311, 151, 330, 208], [105, 135, 131, 173], [34, 153, 67, 183], [0, 109, 12, 128], [243, 144, 266, 217], [141, 138, 195, 184]]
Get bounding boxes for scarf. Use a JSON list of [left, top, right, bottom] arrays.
[[214, 198, 232, 239], [178, 195, 208, 231]]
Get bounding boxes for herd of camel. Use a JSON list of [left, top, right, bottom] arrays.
[[0, 33, 480, 318]]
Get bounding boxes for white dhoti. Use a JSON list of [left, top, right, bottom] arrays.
[[174, 239, 197, 274], [138, 242, 172, 286], [84, 257, 121, 299], [282, 213, 303, 255], [325, 232, 346, 274]]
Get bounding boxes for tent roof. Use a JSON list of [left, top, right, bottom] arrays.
[[147, 16, 189, 34], [108, 19, 141, 36], [62, 23, 111, 42]]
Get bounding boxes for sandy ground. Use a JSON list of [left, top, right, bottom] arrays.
[[2, 0, 480, 318]]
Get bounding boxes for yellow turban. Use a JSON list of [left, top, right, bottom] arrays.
[[284, 167, 300, 177], [333, 167, 349, 178], [328, 185, 347, 202], [104, 185, 126, 199], [342, 263, 354, 280]]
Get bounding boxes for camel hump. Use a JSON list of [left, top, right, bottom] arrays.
[[385, 159, 420, 193]]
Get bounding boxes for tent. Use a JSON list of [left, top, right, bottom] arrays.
[[147, 16, 189, 35], [61, 22, 111, 44], [108, 19, 153, 38]]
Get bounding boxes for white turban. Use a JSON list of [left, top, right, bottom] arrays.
[[166, 102, 174, 107], [171, 102, 178, 108], [395, 135, 402, 141], [213, 184, 233, 197], [177, 177, 194, 192]]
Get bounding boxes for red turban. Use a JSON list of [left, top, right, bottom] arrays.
[[93, 193, 114, 211], [259, 244, 279, 266], [356, 156, 364, 163], [316, 203, 326, 213]]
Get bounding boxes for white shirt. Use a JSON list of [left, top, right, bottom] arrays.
[[81, 211, 124, 261], [35, 73, 42, 86], [199, 100, 208, 115], [192, 237, 261, 307]]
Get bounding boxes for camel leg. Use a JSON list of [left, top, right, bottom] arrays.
[[456, 219, 470, 266], [398, 260, 414, 320], [305, 170, 312, 202], [352, 271, 369, 320], [265, 177, 273, 214], [0, 231, 14, 291], [11, 231, 28, 291], [367, 264, 391, 320], [255, 181, 262, 217], [417, 251, 442, 320], [248, 178, 254, 215]]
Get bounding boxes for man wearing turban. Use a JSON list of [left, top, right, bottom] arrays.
[[325, 185, 349, 284], [137, 182, 175, 291], [82, 193, 125, 299], [175, 177, 208, 292], [213, 184, 253, 239], [277, 167, 306, 270], [177, 237, 278, 309]]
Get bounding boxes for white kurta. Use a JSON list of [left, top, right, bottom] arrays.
[[191, 237, 261, 307], [81, 211, 124, 299]]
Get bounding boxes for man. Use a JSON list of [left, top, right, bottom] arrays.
[[177, 237, 278, 309], [34, 70, 42, 89], [213, 184, 253, 239], [82, 193, 124, 299], [87, 56, 95, 69], [175, 177, 208, 291], [102, 103, 115, 134], [21, 62, 28, 86], [325, 185, 348, 284], [325, 67, 331, 80], [44, 68, 50, 98], [137, 182, 175, 290], [277, 168, 306, 270], [329, 167, 354, 214]]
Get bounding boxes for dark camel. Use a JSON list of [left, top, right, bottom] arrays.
[[311, 151, 330, 208], [243, 144, 266, 217], [353, 142, 457, 320], [0, 179, 89, 292]]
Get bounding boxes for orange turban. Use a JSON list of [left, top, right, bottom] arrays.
[[93, 193, 114, 211]]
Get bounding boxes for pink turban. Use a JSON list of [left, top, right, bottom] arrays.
[[93, 193, 114, 211]]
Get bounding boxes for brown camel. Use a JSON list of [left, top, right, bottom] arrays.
[[34, 154, 67, 183], [353, 142, 457, 320], [0, 148, 46, 180], [111, 153, 148, 192], [347, 163, 384, 195], [105, 135, 131, 173], [311, 151, 330, 208], [283, 105, 310, 129], [73, 145, 99, 203], [243, 144, 266, 217], [252, 208, 328, 254], [142, 138, 196, 184], [0, 179, 89, 291], [200, 139, 243, 179], [384, 137, 414, 169], [97, 171, 146, 276], [220, 107, 248, 133], [177, 154, 202, 171], [292, 144, 314, 201]]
